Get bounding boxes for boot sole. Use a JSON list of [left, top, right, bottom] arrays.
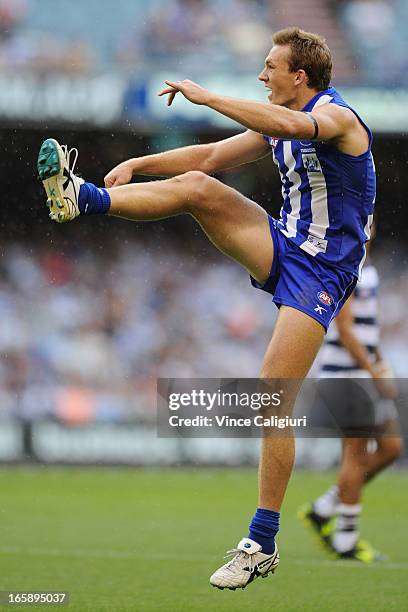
[[37, 139, 70, 222]]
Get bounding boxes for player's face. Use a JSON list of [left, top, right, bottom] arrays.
[[258, 45, 298, 107]]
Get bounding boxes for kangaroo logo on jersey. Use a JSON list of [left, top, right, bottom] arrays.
[[317, 291, 333, 306], [302, 153, 321, 173]]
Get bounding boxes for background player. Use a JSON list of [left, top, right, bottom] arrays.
[[300, 229, 403, 561], [37, 28, 375, 589]]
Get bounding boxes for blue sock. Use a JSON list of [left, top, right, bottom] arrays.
[[78, 182, 111, 215], [248, 508, 280, 554]]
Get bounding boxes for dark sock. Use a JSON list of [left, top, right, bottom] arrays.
[[78, 182, 111, 215], [248, 507, 280, 554]]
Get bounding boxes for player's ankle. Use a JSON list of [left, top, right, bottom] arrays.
[[78, 182, 111, 215], [332, 529, 359, 553], [313, 484, 339, 519], [333, 502, 362, 552], [248, 507, 280, 554]]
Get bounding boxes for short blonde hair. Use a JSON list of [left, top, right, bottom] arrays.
[[272, 27, 332, 91]]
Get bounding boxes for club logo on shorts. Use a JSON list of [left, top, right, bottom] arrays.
[[317, 291, 333, 306]]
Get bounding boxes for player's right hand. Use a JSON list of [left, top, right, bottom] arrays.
[[104, 160, 134, 188]]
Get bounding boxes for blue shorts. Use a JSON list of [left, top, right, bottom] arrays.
[[251, 217, 357, 332]]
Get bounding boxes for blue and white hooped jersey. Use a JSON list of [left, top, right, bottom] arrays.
[[264, 86, 376, 278], [319, 263, 379, 374]]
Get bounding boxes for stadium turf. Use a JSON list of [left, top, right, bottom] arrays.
[[0, 467, 407, 611]]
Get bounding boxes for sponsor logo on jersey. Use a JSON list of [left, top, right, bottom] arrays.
[[317, 291, 334, 306], [314, 305, 327, 315], [307, 234, 328, 253]]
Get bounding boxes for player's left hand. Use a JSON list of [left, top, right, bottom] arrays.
[[158, 80, 211, 107]]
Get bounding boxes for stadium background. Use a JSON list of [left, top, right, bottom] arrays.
[[0, 1, 407, 610]]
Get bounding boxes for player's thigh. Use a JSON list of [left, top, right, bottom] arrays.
[[187, 173, 273, 284]]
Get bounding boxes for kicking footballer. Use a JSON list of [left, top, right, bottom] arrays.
[[37, 27, 376, 589]]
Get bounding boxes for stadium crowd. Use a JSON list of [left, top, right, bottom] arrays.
[[0, 238, 407, 424], [0, 0, 407, 85], [0, 237, 274, 423]]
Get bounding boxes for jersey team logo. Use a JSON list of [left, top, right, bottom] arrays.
[[317, 291, 333, 306], [302, 153, 322, 173]]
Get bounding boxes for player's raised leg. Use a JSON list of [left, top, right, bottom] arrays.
[[210, 306, 324, 589], [37, 138, 273, 285], [107, 172, 274, 283]]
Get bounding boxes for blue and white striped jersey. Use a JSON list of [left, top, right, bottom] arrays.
[[264, 86, 376, 278], [319, 263, 379, 374]]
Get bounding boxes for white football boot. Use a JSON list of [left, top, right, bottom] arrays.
[[210, 537, 279, 590], [37, 138, 84, 223]]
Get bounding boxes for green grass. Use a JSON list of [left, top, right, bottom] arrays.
[[0, 467, 407, 611]]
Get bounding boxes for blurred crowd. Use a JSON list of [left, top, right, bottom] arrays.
[[0, 238, 275, 423], [0, 0, 407, 85], [0, 0, 275, 75], [339, 0, 408, 86], [0, 237, 407, 424]]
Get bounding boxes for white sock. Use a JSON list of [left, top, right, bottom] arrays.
[[313, 485, 339, 519], [332, 503, 362, 553]]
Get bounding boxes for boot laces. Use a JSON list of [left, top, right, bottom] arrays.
[[61, 145, 79, 175], [223, 548, 254, 573]]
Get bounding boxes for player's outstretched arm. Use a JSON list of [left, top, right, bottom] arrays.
[[104, 130, 269, 187], [202, 129, 270, 173], [158, 79, 314, 139], [158, 79, 368, 155]]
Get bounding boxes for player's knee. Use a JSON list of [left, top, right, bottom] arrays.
[[177, 171, 213, 211], [344, 440, 368, 466], [390, 437, 404, 461], [379, 437, 404, 462]]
